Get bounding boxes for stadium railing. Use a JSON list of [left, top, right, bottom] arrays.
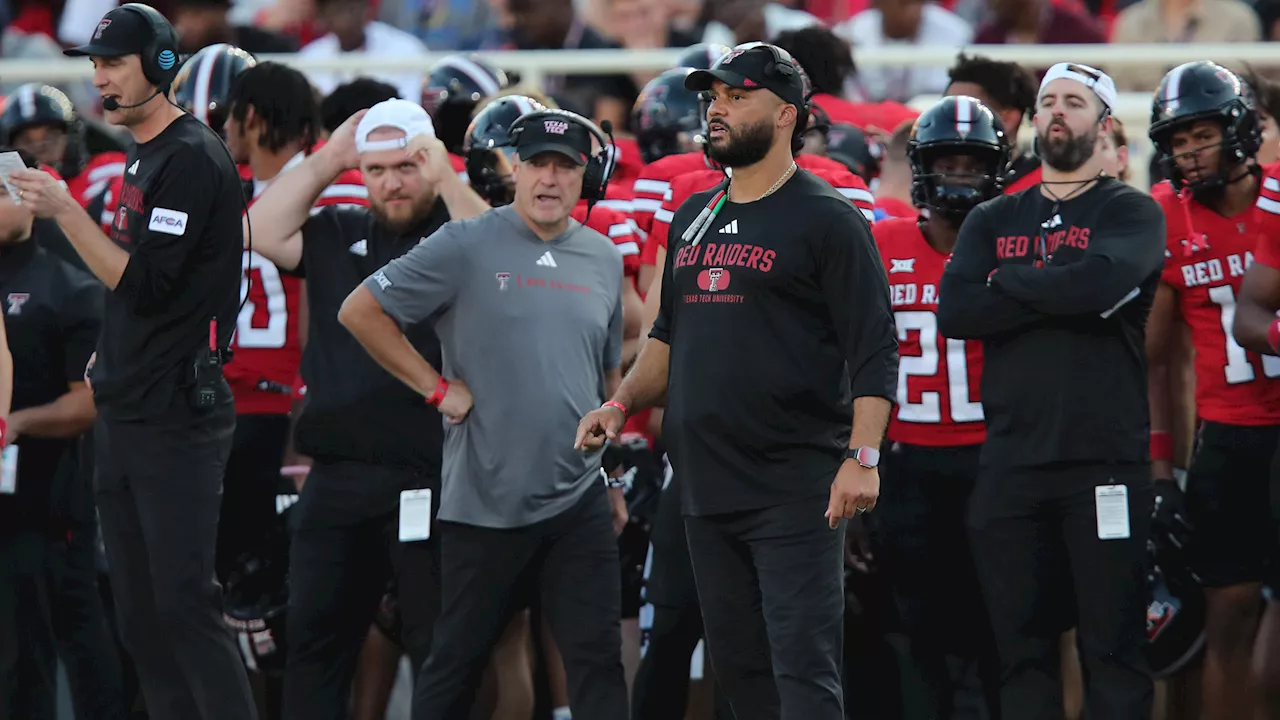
[[7, 42, 1279, 186]]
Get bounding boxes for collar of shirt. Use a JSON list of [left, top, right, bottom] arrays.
[[374, 196, 451, 241], [496, 204, 580, 245], [0, 238, 39, 286]]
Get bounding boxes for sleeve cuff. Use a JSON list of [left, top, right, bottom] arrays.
[[112, 254, 147, 305]]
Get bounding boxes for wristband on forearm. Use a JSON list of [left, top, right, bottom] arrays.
[[1150, 430, 1173, 463], [1268, 317, 1280, 355], [427, 377, 449, 407], [602, 400, 628, 419]]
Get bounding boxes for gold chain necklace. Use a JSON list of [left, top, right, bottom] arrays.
[[732, 161, 797, 203]]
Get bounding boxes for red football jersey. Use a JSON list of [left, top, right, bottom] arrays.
[[609, 136, 645, 193], [449, 152, 468, 181], [1156, 178, 1280, 425], [1004, 165, 1043, 195], [67, 152, 126, 209], [874, 218, 984, 446], [875, 197, 916, 221], [1255, 173, 1280, 270], [596, 174, 635, 220], [631, 151, 712, 236], [812, 94, 919, 133], [645, 162, 875, 258], [647, 168, 727, 257], [796, 154, 877, 222], [572, 201, 641, 277], [229, 150, 369, 415]]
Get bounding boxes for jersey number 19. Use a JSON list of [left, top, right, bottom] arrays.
[[1208, 285, 1280, 384]]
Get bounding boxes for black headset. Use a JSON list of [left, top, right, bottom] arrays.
[[729, 43, 812, 151], [121, 3, 181, 89], [507, 108, 615, 203]]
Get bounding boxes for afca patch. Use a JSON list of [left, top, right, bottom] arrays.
[[148, 207, 188, 236]]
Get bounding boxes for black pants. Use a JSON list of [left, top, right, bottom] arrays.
[[0, 530, 57, 719], [968, 462, 1153, 720], [282, 460, 440, 720], [94, 407, 258, 720], [413, 482, 628, 720], [878, 443, 1000, 719], [216, 414, 290, 582], [47, 519, 128, 720], [685, 493, 847, 720]]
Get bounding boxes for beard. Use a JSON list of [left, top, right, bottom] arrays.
[[706, 117, 775, 168], [372, 192, 438, 235], [1038, 120, 1099, 173]]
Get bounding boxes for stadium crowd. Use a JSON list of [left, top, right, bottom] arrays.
[[4, 1, 1280, 720]]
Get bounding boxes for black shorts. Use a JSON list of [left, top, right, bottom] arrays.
[[1185, 421, 1279, 588], [876, 442, 992, 652]]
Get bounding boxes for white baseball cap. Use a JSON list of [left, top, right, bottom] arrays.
[[355, 99, 436, 154], [1039, 62, 1118, 112]]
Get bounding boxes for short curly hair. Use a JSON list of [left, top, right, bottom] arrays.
[[771, 27, 856, 97], [946, 53, 1037, 117]]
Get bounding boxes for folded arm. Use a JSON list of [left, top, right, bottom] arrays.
[[937, 203, 1046, 339], [990, 191, 1167, 316]]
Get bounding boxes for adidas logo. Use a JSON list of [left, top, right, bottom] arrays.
[[536, 251, 557, 268], [127, 160, 139, 175], [349, 239, 368, 256], [717, 219, 739, 235]]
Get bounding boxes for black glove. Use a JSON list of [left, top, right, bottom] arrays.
[[1152, 479, 1193, 548]]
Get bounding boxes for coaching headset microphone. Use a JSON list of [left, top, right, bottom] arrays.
[[102, 90, 164, 112]]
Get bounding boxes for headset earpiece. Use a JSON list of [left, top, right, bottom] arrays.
[[120, 3, 180, 90]]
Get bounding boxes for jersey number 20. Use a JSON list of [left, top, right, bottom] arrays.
[[236, 252, 288, 349], [894, 311, 983, 423]]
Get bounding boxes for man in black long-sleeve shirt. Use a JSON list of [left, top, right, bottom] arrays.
[[576, 43, 898, 720], [12, 6, 256, 719], [937, 63, 1165, 720]]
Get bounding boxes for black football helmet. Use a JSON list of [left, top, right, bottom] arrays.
[[222, 495, 292, 677], [1150, 61, 1261, 193], [173, 43, 257, 136], [1145, 479, 1203, 678], [908, 95, 1011, 225], [0, 84, 86, 178], [422, 55, 512, 154], [633, 68, 704, 164], [676, 44, 731, 146], [675, 43, 732, 71], [463, 95, 547, 206], [827, 123, 881, 184]]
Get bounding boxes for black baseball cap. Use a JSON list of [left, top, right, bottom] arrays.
[[685, 42, 807, 110], [514, 112, 593, 166], [64, 5, 157, 58]]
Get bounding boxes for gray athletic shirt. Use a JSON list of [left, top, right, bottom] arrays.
[[363, 205, 624, 528]]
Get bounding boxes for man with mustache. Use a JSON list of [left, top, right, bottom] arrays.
[[576, 42, 898, 720], [937, 63, 1165, 719], [340, 107, 630, 720], [245, 99, 488, 720]]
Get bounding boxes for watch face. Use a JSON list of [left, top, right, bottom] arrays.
[[855, 446, 879, 467]]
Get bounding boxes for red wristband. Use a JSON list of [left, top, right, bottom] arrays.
[[427, 377, 449, 407], [1150, 430, 1173, 462], [0, 417, 9, 447], [986, 269, 998, 287], [1268, 318, 1280, 355], [602, 400, 628, 419]]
